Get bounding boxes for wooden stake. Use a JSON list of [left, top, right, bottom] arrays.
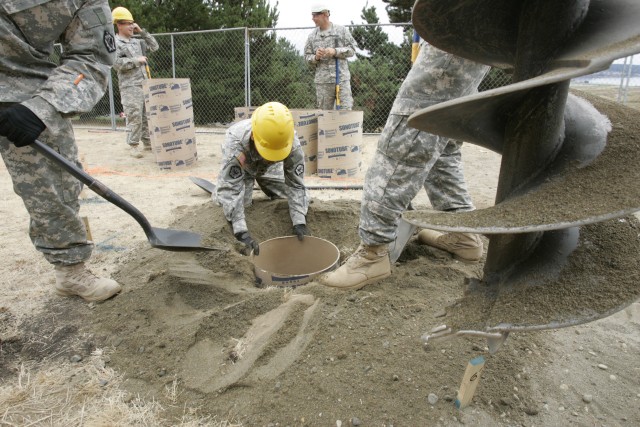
[[81, 216, 93, 242], [455, 355, 485, 409], [78, 154, 89, 199]]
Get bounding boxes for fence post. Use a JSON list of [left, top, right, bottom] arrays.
[[171, 34, 176, 78], [621, 55, 634, 104], [245, 27, 251, 107], [617, 57, 628, 103], [108, 73, 116, 130]]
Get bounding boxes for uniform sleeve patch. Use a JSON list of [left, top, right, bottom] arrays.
[[228, 165, 243, 180], [104, 31, 116, 53], [295, 164, 304, 177]]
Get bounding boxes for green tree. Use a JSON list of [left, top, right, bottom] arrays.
[[104, 0, 316, 124], [380, 0, 512, 92], [350, 5, 412, 131], [381, 0, 414, 23], [248, 31, 316, 109], [108, 0, 215, 32]]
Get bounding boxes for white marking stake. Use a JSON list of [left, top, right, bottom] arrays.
[[455, 355, 485, 409]]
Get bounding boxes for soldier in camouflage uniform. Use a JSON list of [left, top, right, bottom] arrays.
[[213, 102, 310, 254], [112, 7, 159, 158], [304, 4, 357, 110], [0, 0, 122, 301], [320, 42, 490, 291]]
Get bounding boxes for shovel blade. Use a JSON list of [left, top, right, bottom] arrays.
[[148, 227, 223, 252], [389, 219, 418, 263], [189, 176, 216, 194]]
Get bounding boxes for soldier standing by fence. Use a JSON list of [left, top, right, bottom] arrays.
[[304, 4, 357, 110], [112, 6, 159, 158]]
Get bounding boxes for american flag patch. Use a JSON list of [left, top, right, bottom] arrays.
[[236, 152, 247, 167]]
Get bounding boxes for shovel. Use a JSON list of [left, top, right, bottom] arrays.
[[389, 218, 418, 263], [190, 176, 216, 194], [33, 139, 221, 252], [335, 55, 341, 110]]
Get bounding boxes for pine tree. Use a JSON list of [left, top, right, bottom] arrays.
[[350, 5, 412, 131], [381, 0, 414, 23]]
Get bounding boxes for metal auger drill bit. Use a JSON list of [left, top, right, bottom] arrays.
[[404, 0, 640, 351]]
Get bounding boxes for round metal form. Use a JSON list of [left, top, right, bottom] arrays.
[[251, 236, 339, 287]]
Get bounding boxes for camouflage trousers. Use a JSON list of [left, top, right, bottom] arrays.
[[121, 85, 150, 147], [315, 81, 353, 110], [0, 106, 92, 265], [359, 114, 474, 245], [241, 175, 288, 207], [213, 163, 288, 208]]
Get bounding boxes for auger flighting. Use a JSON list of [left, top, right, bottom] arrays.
[[405, 0, 640, 351]]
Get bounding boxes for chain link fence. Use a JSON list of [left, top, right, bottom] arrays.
[[67, 24, 638, 134]]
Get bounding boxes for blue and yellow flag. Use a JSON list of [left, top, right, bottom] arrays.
[[411, 29, 420, 63]]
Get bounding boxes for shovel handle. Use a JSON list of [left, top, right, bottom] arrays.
[[32, 139, 155, 238], [335, 57, 341, 110]]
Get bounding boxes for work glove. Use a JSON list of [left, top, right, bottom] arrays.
[[0, 104, 46, 147], [292, 224, 310, 241], [235, 231, 260, 255]]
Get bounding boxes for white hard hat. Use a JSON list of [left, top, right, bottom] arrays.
[[311, 4, 330, 13]]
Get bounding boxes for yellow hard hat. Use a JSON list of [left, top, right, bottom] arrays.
[[251, 102, 294, 162], [112, 6, 134, 22]]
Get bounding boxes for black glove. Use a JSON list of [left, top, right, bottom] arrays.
[[292, 224, 310, 241], [235, 231, 260, 255], [0, 104, 46, 147]]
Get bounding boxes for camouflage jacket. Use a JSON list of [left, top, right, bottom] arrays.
[[0, 0, 115, 130], [113, 31, 159, 88], [391, 41, 490, 115], [304, 23, 356, 84], [216, 120, 308, 234]]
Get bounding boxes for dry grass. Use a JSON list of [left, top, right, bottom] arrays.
[[572, 83, 640, 111], [0, 350, 240, 426]]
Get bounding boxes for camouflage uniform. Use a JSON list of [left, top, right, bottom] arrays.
[[0, 0, 115, 265], [359, 42, 490, 245], [213, 120, 309, 234], [113, 30, 158, 147], [304, 23, 356, 110]]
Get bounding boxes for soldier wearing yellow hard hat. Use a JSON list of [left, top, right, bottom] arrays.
[[213, 102, 310, 254], [111, 6, 159, 157]]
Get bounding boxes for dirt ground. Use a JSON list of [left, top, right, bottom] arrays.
[[1, 96, 639, 426]]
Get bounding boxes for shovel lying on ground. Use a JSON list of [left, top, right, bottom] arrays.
[[190, 176, 216, 194], [34, 139, 221, 252]]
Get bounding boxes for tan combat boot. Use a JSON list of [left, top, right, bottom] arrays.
[[54, 263, 122, 302], [129, 144, 144, 158], [319, 244, 391, 291], [417, 230, 483, 263]]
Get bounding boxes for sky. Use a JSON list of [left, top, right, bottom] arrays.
[[267, 0, 394, 28]]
